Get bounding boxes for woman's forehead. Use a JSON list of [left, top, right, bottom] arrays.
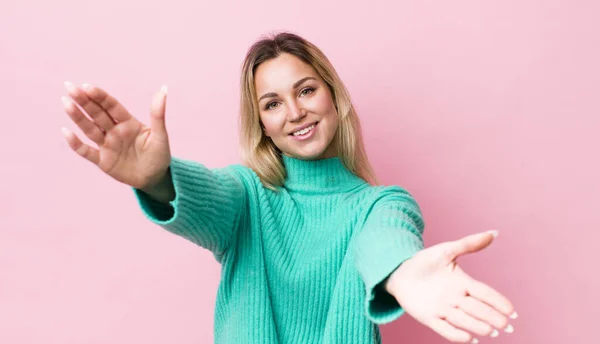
[[254, 54, 319, 90]]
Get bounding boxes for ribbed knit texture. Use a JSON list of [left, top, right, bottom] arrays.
[[133, 155, 425, 344]]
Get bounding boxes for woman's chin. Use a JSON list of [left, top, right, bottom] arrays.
[[288, 149, 334, 161], [280, 138, 337, 161]]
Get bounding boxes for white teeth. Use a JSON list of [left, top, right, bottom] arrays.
[[293, 124, 315, 136]]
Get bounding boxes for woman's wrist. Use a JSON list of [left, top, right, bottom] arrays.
[[140, 168, 175, 204]]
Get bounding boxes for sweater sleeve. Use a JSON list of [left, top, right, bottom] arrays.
[[352, 186, 425, 325], [132, 156, 247, 262]]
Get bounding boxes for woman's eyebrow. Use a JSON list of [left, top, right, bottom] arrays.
[[258, 77, 317, 102]]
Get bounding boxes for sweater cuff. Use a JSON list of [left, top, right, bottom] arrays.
[[358, 230, 424, 324], [132, 157, 198, 230]]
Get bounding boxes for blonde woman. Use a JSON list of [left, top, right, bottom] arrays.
[[61, 32, 516, 344]]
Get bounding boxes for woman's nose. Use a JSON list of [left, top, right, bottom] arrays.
[[287, 101, 307, 122]]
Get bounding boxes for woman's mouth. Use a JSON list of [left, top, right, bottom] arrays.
[[290, 122, 318, 141]]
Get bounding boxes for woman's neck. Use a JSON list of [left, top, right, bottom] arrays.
[[281, 155, 366, 193]]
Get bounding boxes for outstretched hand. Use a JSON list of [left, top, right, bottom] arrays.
[[61, 82, 172, 190], [385, 231, 516, 343]]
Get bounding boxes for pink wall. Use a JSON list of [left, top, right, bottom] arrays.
[[1, 0, 598, 343]]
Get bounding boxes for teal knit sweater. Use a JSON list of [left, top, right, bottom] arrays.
[[133, 155, 425, 344]]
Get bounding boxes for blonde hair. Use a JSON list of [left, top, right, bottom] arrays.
[[239, 31, 378, 190]]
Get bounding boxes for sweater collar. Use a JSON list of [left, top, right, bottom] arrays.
[[282, 155, 367, 193]]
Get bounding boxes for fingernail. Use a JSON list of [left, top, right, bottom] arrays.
[[61, 127, 70, 137], [161, 84, 168, 95], [471, 338, 479, 344], [509, 311, 518, 319], [64, 81, 75, 92], [61, 96, 71, 107], [82, 83, 91, 89], [490, 329, 499, 338], [504, 324, 514, 333], [488, 230, 499, 238]]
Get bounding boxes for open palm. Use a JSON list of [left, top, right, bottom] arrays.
[[61, 82, 171, 190], [386, 231, 516, 343]]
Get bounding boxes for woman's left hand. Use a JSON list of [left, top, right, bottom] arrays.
[[385, 231, 517, 343]]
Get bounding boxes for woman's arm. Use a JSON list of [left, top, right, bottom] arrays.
[[352, 186, 425, 324], [138, 166, 176, 204], [133, 157, 247, 262]]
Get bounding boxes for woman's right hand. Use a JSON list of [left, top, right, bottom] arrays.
[[61, 82, 172, 191]]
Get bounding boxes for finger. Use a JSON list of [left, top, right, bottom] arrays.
[[64, 81, 116, 132], [61, 96, 105, 145], [428, 318, 473, 343], [466, 279, 514, 324], [459, 295, 511, 331], [149, 85, 169, 140], [448, 231, 496, 260], [78, 83, 133, 123], [443, 306, 494, 337], [61, 127, 100, 165]]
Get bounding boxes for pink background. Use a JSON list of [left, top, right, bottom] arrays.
[[1, 0, 598, 343]]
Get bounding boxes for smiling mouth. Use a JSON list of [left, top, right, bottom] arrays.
[[290, 122, 318, 136]]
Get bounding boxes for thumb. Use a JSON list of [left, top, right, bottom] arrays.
[[150, 84, 169, 139], [447, 230, 498, 261]]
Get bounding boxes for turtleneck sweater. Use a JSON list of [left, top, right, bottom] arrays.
[[133, 155, 425, 344]]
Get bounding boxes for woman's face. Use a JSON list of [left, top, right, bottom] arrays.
[[254, 53, 338, 160]]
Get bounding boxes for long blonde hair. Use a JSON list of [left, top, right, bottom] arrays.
[[239, 31, 378, 190]]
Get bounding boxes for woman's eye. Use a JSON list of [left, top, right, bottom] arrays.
[[264, 88, 313, 110], [266, 101, 279, 110], [301, 87, 314, 96]]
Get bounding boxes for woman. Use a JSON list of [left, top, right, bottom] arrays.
[[60, 32, 516, 344]]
